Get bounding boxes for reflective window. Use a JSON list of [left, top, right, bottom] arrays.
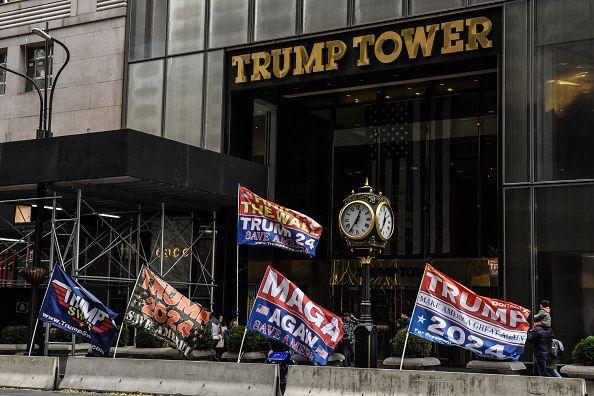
[[204, 51, 224, 152], [535, 0, 594, 181], [354, 0, 403, 25], [408, 0, 465, 16], [303, 0, 347, 34], [209, 0, 249, 48], [504, 1, 529, 183], [536, 184, 594, 360], [126, 60, 164, 136], [254, 0, 296, 41], [167, 0, 205, 55], [26, 46, 52, 92], [0, 52, 6, 95], [164, 54, 203, 146], [128, 0, 167, 61]]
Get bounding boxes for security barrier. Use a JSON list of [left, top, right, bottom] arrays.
[[60, 357, 278, 395], [284, 365, 587, 396], [0, 355, 59, 390]]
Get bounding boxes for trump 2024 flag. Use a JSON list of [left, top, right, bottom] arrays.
[[247, 266, 343, 365], [237, 185, 323, 256], [39, 265, 118, 356], [409, 264, 531, 361]]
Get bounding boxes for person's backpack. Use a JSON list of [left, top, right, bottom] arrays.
[[550, 339, 563, 359]]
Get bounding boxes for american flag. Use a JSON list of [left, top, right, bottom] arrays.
[[256, 304, 269, 316], [365, 100, 412, 160]]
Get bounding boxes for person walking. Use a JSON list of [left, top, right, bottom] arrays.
[[216, 317, 227, 359], [547, 333, 564, 378], [527, 324, 553, 376], [211, 314, 222, 351], [341, 312, 357, 367]]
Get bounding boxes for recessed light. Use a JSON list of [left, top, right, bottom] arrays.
[[474, 79, 479, 82], [447, 88, 453, 92], [439, 83, 445, 86], [407, 87, 412, 90], [415, 92, 421, 96], [346, 94, 351, 97], [385, 95, 391, 99]]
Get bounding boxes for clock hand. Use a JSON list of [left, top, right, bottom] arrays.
[[349, 210, 361, 233]]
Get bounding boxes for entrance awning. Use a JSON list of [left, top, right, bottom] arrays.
[[0, 129, 266, 211]]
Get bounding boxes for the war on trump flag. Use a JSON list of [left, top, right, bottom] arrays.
[[247, 266, 343, 365], [409, 264, 531, 361], [39, 265, 118, 356], [123, 267, 211, 357], [237, 185, 323, 256]]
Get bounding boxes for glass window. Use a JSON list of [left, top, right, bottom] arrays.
[[167, 0, 205, 55], [504, 1, 529, 183], [408, 0, 465, 16], [303, 0, 347, 34], [26, 46, 52, 92], [204, 50, 224, 152], [126, 60, 164, 136], [164, 54, 203, 146], [536, 184, 594, 361], [354, 0, 403, 25], [254, 0, 296, 42], [208, 0, 249, 49], [129, 0, 167, 61], [504, 188, 531, 308], [0, 52, 6, 95], [535, 0, 594, 181]]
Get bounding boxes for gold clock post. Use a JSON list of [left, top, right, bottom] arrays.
[[338, 178, 394, 368]]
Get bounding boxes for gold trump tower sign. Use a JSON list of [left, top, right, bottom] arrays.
[[231, 15, 494, 85]]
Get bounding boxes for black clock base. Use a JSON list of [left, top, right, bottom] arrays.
[[354, 323, 378, 368]]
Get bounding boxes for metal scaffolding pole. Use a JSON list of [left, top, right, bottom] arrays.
[[44, 194, 57, 356], [188, 215, 194, 300], [70, 189, 82, 356], [210, 211, 216, 312]]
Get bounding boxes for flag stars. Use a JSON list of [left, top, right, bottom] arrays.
[[417, 315, 426, 324]]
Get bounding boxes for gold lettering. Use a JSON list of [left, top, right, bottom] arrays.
[[441, 20, 464, 54], [271, 48, 292, 78], [353, 34, 375, 66], [231, 54, 251, 84], [374, 31, 403, 64], [401, 24, 439, 59], [466, 17, 493, 51], [293, 43, 325, 75], [251, 51, 271, 81], [325, 40, 347, 71], [172, 247, 180, 257]]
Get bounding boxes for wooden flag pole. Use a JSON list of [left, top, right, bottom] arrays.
[[399, 263, 428, 370], [237, 328, 248, 363]]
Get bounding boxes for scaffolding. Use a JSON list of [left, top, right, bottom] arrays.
[[0, 188, 217, 355]]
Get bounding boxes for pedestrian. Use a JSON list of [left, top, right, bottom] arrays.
[[527, 324, 552, 376], [547, 332, 564, 378], [341, 312, 357, 367], [211, 314, 221, 350], [533, 300, 552, 329], [216, 317, 227, 358], [396, 313, 410, 331]]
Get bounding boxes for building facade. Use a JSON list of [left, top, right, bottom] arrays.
[[0, 0, 593, 364]]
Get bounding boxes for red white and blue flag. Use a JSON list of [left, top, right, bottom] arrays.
[[247, 266, 343, 365], [409, 264, 531, 361], [39, 265, 118, 356], [237, 185, 323, 256]]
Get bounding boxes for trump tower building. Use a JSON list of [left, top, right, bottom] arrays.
[[0, 0, 592, 365]]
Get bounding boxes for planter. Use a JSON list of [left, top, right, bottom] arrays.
[[190, 349, 216, 361], [382, 356, 441, 370], [20, 266, 48, 284], [222, 351, 267, 363], [466, 360, 525, 374], [560, 364, 594, 396], [291, 352, 345, 366]]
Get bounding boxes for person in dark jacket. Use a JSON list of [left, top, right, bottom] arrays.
[[527, 325, 553, 376]]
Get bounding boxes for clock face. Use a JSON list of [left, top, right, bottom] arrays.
[[376, 202, 394, 240], [340, 201, 374, 240]]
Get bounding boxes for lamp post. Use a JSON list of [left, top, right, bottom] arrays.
[[0, 26, 70, 355]]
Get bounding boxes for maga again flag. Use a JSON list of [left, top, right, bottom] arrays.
[[39, 265, 118, 356], [409, 264, 531, 361], [247, 266, 343, 365], [237, 185, 323, 256]]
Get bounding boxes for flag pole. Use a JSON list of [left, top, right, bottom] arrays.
[[236, 184, 241, 322], [237, 328, 247, 363], [400, 263, 428, 370], [28, 266, 55, 356], [113, 265, 144, 358]]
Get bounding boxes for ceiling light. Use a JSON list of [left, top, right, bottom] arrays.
[[447, 88, 453, 92], [415, 92, 421, 96], [0, 237, 25, 243]]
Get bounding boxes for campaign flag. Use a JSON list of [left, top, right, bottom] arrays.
[[39, 265, 118, 356], [409, 264, 531, 361], [237, 185, 323, 256], [123, 267, 211, 357], [247, 266, 343, 365]]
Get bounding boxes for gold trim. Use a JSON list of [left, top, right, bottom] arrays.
[[338, 200, 375, 240], [375, 201, 394, 241]]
